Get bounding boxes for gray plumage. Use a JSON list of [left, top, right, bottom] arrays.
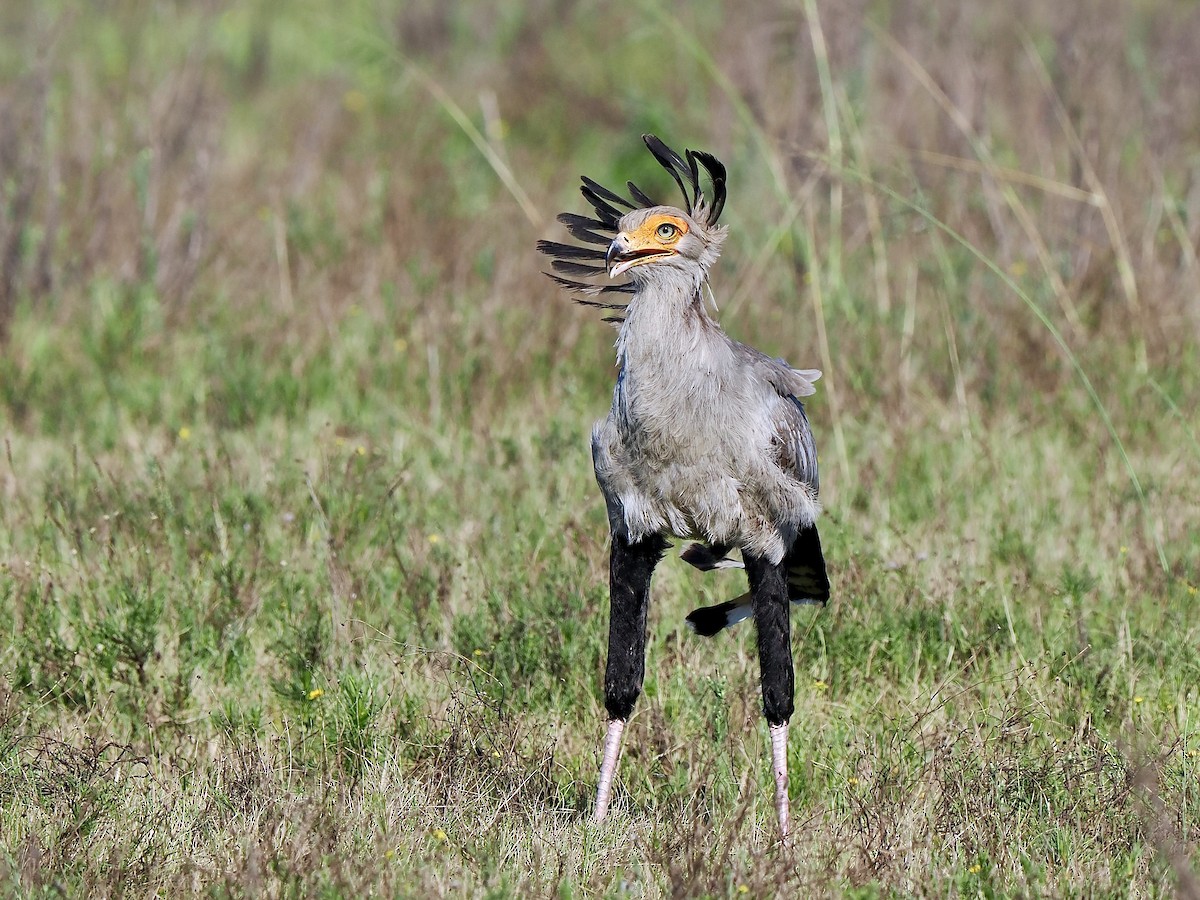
[[590, 206, 826, 616], [541, 135, 830, 836]]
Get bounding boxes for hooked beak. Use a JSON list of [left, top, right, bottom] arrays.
[[606, 233, 671, 279], [604, 237, 625, 277]]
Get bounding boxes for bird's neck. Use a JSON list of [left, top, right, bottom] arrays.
[[615, 277, 720, 369]]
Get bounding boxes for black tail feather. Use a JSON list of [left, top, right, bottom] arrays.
[[785, 524, 830, 603], [685, 526, 830, 637], [685, 598, 748, 637], [680, 542, 742, 571]]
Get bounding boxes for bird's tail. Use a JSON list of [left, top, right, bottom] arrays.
[[684, 525, 830, 637], [685, 592, 754, 636], [784, 524, 831, 603]]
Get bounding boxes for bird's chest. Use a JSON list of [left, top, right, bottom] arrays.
[[603, 361, 767, 547], [613, 352, 755, 471]]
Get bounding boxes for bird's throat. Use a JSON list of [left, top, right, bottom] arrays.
[[616, 280, 716, 368]]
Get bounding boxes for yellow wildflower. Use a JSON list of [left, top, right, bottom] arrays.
[[178, 426, 191, 441], [307, 688, 324, 700]]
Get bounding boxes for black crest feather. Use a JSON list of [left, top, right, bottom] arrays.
[[540, 135, 729, 321], [536, 240, 607, 261], [556, 213, 612, 245], [626, 181, 657, 208], [642, 134, 695, 215], [686, 149, 727, 225], [637, 135, 727, 226], [550, 259, 608, 278]]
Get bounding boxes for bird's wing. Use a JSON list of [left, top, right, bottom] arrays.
[[685, 342, 831, 632], [771, 395, 820, 493], [732, 343, 821, 490], [738, 344, 822, 398], [743, 346, 830, 602]]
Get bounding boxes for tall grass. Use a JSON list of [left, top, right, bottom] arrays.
[[1, 0, 1198, 895]]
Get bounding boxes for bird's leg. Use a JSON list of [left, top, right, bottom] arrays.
[[594, 532, 667, 823], [595, 718, 625, 823], [769, 720, 789, 838], [745, 551, 794, 838]]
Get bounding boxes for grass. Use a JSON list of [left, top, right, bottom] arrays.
[[2, 0, 1199, 895]]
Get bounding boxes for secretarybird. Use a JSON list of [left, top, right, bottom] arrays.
[[538, 135, 830, 838]]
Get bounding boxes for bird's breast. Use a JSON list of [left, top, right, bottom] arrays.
[[614, 355, 768, 468]]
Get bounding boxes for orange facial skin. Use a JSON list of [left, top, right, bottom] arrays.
[[606, 214, 690, 277]]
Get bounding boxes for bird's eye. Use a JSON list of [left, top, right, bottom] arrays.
[[655, 222, 678, 240]]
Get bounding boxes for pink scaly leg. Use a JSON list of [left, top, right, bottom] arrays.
[[594, 718, 626, 822], [770, 722, 790, 838]]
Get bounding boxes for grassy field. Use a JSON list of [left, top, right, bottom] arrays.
[[2, 0, 1199, 895]]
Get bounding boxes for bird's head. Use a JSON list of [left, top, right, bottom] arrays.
[[606, 206, 727, 283], [538, 135, 730, 313]]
